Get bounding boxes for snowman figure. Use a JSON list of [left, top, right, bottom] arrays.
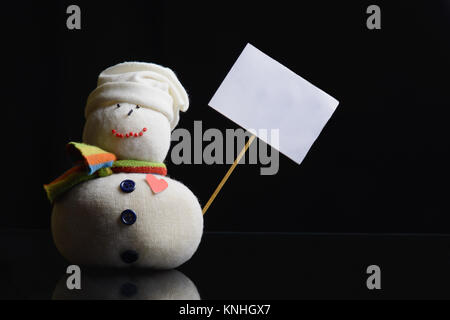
[[44, 62, 203, 269]]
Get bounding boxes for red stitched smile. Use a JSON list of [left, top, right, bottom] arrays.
[[112, 127, 147, 138]]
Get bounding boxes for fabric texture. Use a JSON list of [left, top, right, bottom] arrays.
[[82, 103, 172, 163], [85, 62, 189, 130], [67, 142, 117, 174], [52, 173, 203, 269], [44, 142, 167, 203], [112, 159, 166, 174]]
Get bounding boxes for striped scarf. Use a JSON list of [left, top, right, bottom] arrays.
[[44, 142, 167, 203]]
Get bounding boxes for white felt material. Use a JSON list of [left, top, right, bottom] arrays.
[[53, 270, 200, 300], [86, 62, 189, 129], [83, 103, 171, 162], [209, 43, 339, 165], [52, 173, 203, 269]]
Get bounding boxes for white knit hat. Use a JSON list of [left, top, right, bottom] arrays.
[[85, 62, 189, 129]]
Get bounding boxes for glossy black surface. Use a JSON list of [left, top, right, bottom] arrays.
[[1, 229, 448, 299]]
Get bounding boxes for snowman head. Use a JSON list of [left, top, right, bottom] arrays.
[[82, 62, 189, 162], [83, 103, 172, 162]]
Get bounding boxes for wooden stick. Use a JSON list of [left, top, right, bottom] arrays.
[[202, 134, 256, 215]]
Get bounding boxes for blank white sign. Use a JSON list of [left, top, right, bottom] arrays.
[[209, 43, 339, 164]]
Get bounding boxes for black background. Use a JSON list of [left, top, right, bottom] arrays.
[[3, 0, 450, 233]]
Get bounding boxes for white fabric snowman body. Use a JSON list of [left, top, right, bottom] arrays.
[[51, 62, 203, 269]]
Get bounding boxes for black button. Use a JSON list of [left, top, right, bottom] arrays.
[[121, 209, 137, 225], [120, 282, 138, 297], [121, 250, 139, 264], [120, 179, 135, 193]]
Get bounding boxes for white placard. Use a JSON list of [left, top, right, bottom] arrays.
[[209, 43, 339, 164]]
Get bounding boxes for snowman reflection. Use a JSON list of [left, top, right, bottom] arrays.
[[53, 269, 200, 300], [46, 62, 203, 269]]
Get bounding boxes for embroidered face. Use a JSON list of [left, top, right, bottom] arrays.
[[82, 103, 171, 162]]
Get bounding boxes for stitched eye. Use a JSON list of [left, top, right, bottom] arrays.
[[117, 104, 121, 108]]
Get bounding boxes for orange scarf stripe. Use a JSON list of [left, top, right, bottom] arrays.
[[85, 152, 117, 166]]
